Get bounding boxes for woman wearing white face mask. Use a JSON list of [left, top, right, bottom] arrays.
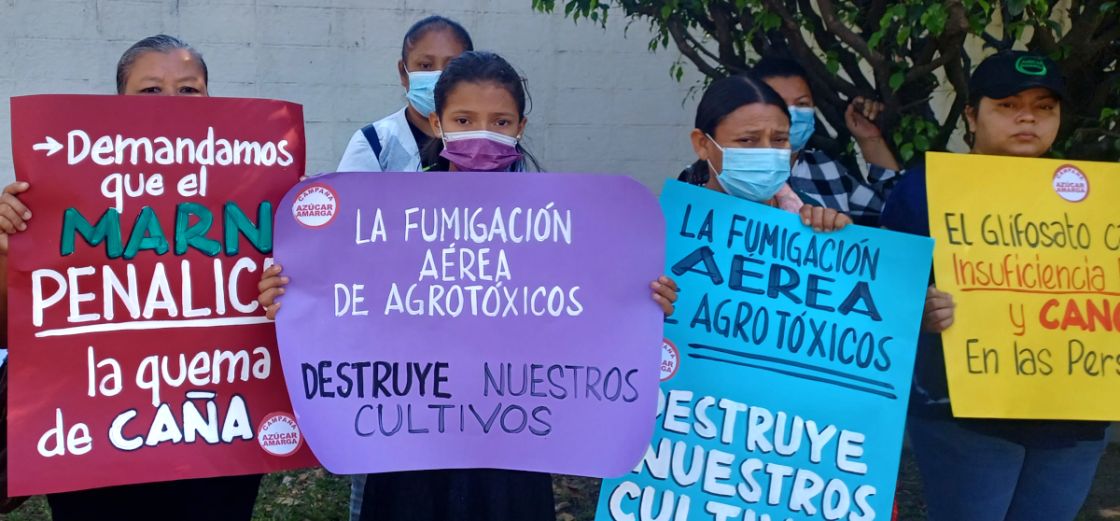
[[336, 16, 473, 173], [685, 73, 852, 232]]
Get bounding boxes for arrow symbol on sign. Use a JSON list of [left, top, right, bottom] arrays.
[[33, 136, 62, 157]]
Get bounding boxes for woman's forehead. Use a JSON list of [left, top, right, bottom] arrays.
[[444, 81, 519, 114], [984, 87, 1060, 104]]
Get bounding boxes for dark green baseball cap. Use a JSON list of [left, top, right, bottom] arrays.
[[968, 50, 1065, 104]]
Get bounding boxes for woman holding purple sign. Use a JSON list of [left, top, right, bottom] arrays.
[[260, 50, 680, 521]]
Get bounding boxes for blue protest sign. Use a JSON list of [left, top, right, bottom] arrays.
[[596, 181, 933, 521]]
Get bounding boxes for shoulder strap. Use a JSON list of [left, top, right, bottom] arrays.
[[360, 123, 382, 160]]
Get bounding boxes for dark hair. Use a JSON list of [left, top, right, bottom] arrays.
[[751, 56, 810, 84], [116, 35, 207, 94], [422, 51, 540, 171], [402, 16, 474, 62], [682, 73, 789, 184]]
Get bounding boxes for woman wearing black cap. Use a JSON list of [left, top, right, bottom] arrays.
[[880, 51, 1109, 520]]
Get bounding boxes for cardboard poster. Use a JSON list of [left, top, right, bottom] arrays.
[[596, 181, 932, 521], [273, 171, 668, 477], [8, 95, 317, 495], [928, 152, 1120, 420]]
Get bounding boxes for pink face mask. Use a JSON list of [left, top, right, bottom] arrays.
[[439, 129, 523, 172]]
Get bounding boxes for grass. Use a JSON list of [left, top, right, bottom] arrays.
[[4, 445, 1120, 520]]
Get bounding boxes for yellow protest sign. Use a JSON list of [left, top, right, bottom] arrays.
[[927, 152, 1120, 420]]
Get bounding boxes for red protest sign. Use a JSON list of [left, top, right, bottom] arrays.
[[7, 95, 317, 495]]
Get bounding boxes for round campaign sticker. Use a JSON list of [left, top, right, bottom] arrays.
[[257, 412, 303, 457], [292, 183, 339, 227], [1052, 165, 1089, 202], [660, 339, 680, 381]]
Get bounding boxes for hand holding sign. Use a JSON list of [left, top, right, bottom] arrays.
[[0, 181, 32, 236], [922, 285, 956, 333]]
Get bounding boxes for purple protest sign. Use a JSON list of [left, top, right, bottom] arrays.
[[273, 172, 666, 477]]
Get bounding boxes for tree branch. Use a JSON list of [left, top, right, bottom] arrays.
[[665, 19, 724, 78], [907, 2, 968, 84], [1062, 15, 1102, 50], [796, 0, 875, 92], [759, 0, 860, 98], [708, 1, 742, 71], [980, 31, 1004, 49], [677, 22, 724, 65], [737, 10, 770, 57], [904, 51, 957, 83], [1029, 20, 1061, 56], [816, 0, 888, 68], [937, 49, 970, 150], [864, 0, 889, 36]]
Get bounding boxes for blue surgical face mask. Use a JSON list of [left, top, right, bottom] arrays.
[[789, 106, 816, 151], [707, 135, 792, 202], [405, 69, 441, 117]]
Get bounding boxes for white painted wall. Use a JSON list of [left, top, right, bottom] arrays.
[[0, 0, 705, 192]]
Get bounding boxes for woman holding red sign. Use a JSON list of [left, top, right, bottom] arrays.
[[0, 35, 263, 521]]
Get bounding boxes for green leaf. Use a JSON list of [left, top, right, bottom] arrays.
[[1103, 1, 1117, 12], [825, 50, 841, 74], [868, 30, 884, 49], [920, 5, 948, 35], [896, 25, 912, 46], [761, 12, 781, 31], [915, 134, 931, 151], [890, 71, 905, 91], [900, 143, 915, 162], [1007, 0, 1026, 16]]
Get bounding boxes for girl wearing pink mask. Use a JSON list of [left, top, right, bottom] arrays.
[[258, 51, 678, 521], [420, 51, 540, 173]]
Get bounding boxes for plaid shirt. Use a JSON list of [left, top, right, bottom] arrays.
[[789, 149, 901, 226]]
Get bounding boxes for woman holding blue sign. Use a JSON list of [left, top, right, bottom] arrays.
[[881, 51, 1109, 521], [261, 50, 680, 521], [681, 73, 853, 232], [336, 16, 474, 174]]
